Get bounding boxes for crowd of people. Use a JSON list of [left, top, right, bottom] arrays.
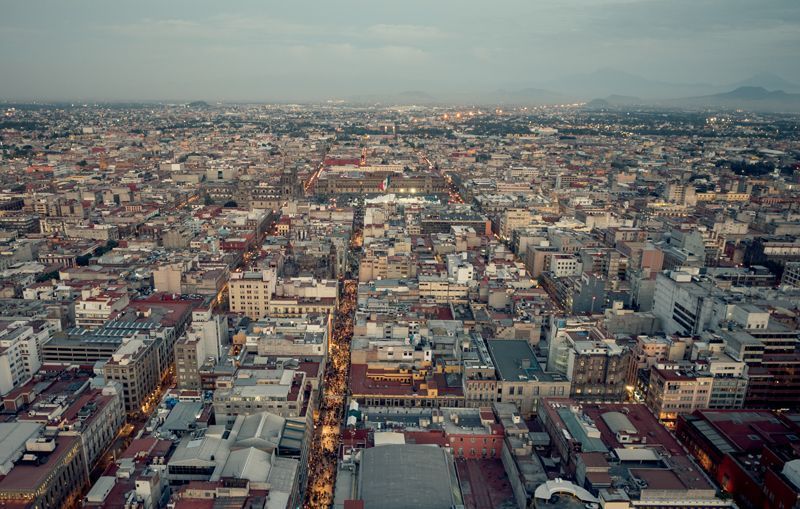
[[304, 279, 357, 508]]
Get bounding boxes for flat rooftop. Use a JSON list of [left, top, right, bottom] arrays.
[[487, 339, 558, 382], [358, 444, 462, 509]]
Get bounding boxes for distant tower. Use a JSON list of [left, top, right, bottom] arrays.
[[360, 147, 367, 167], [280, 168, 298, 198], [278, 149, 300, 199]]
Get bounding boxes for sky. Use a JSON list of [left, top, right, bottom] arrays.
[[1, 0, 799, 102]]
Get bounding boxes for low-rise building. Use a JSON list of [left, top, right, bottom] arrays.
[[487, 340, 569, 417]]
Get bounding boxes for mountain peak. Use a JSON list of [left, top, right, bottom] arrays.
[[722, 86, 776, 99], [732, 73, 800, 92]]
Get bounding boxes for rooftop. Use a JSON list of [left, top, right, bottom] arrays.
[[487, 339, 560, 382], [358, 444, 462, 509]]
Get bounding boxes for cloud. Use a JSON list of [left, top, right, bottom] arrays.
[[103, 18, 204, 38], [2, 0, 799, 100], [365, 24, 448, 43]]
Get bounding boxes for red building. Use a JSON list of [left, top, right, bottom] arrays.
[[440, 407, 505, 459], [359, 407, 504, 460], [676, 409, 800, 509], [220, 233, 255, 252]]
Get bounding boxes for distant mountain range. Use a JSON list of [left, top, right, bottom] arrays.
[[661, 86, 800, 113], [730, 72, 800, 93], [585, 86, 800, 113], [342, 70, 800, 112]]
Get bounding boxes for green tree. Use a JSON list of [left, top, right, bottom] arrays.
[[35, 270, 60, 283]]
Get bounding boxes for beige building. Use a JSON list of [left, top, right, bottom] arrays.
[[487, 340, 570, 417], [695, 192, 750, 202], [646, 363, 712, 426], [665, 182, 697, 206], [63, 223, 120, 241], [103, 338, 162, 414], [152, 263, 183, 293], [175, 335, 205, 390], [266, 297, 337, 318], [55, 383, 126, 469], [499, 208, 533, 239], [230, 272, 338, 320], [74, 287, 130, 328], [418, 275, 469, 303], [358, 254, 415, 282], [228, 269, 277, 319], [244, 314, 330, 358]]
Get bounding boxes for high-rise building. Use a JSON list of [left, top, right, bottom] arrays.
[[103, 338, 162, 414], [175, 306, 228, 390]]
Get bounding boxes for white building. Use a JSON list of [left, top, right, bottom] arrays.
[[446, 253, 474, 284], [74, 287, 130, 329], [549, 253, 582, 278], [652, 270, 726, 335], [0, 321, 47, 396]]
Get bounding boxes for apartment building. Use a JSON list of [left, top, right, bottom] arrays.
[[229, 271, 338, 320], [418, 275, 470, 304], [646, 364, 712, 426], [461, 332, 498, 406], [487, 340, 570, 417], [0, 321, 46, 396], [549, 253, 582, 277], [499, 208, 533, 239], [652, 270, 725, 335], [74, 287, 130, 328], [175, 306, 227, 390], [567, 338, 631, 401], [228, 269, 277, 319], [0, 427, 88, 509], [212, 368, 309, 424], [19, 376, 126, 471], [243, 314, 329, 359], [103, 337, 162, 414]]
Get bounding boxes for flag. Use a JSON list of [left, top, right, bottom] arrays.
[[379, 174, 390, 191]]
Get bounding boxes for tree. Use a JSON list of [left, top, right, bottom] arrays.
[[92, 239, 119, 258], [223, 200, 238, 208], [35, 270, 59, 283]]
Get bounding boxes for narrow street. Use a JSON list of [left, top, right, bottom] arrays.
[[303, 205, 362, 508], [303, 279, 356, 508]]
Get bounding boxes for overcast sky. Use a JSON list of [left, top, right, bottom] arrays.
[[2, 0, 799, 101]]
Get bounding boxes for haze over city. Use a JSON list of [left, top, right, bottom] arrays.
[[2, 0, 800, 102]]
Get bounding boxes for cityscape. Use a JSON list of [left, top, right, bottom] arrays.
[[2, 2, 800, 509]]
